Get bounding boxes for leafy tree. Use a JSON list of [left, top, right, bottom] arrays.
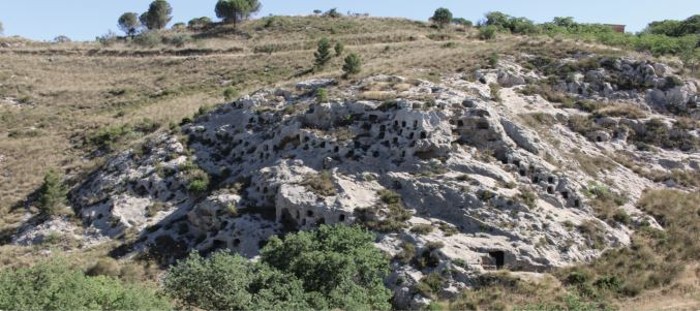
[[0, 259, 171, 310], [680, 15, 700, 36], [261, 225, 391, 310], [323, 8, 342, 18], [53, 35, 71, 43], [509, 17, 539, 34], [314, 37, 332, 68], [166, 225, 392, 311], [118, 12, 141, 37], [485, 11, 511, 29], [142, 0, 172, 30], [215, 0, 261, 28], [342, 53, 362, 77], [553, 16, 577, 28], [334, 42, 344, 56], [313, 9, 323, 15], [165, 252, 308, 310], [38, 170, 68, 216], [431, 8, 453, 28]]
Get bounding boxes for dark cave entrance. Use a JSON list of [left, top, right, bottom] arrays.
[[489, 251, 505, 269]]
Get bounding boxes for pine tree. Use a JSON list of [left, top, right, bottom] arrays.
[[314, 37, 332, 68], [342, 53, 362, 77], [38, 170, 67, 216]]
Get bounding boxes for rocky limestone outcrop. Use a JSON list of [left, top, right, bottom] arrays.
[[16, 53, 700, 306]]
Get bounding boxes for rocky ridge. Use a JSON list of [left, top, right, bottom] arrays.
[[13, 54, 700, 307]]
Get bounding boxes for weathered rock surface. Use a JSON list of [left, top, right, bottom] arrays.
[[14, 54, 700, 305]]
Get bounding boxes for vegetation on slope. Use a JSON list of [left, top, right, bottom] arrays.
[[165, 225, 391, 310]]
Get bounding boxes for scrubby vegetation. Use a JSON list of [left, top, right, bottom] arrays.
[[165, 225, 391, 310], [0, 259, 170, 310]]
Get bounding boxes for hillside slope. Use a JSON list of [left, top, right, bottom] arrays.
[[1, 15, 700, 310]]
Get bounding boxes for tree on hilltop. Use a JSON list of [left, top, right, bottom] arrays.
[[142, 0, 172, 30], [431, 8, 453, 28], [118, 12, 141, 37], [215, 0, 261, 28]]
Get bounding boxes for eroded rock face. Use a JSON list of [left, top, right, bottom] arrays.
[[23, 54, 698, 304]]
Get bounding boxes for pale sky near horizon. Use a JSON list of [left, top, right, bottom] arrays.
[[0, 0, 698, 41]]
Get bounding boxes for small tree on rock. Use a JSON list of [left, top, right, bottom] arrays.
[[118, 12, 141, 37], [342, 53, 362, 77], [314, 37, 332, 68], [142, 0, 172, 30], [215, 0, 261, 28], [431, 8, 453, 28], [38, 170, 68, 217]]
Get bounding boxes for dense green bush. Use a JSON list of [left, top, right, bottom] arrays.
[[165, 252, 307, 310], [261, 225, 391, 310], [431, 8, 453, 28], [334, 42, 344, 56], [188, 16, 212, 29], [479, 25, 498, 40], [166, 225, 392, 311], [0, 259, 170, 310], [482, 11, 539, 35], [223, 87, 239, 100], [539, 16, 699, 56], [644, 15, 700, 37], [342, 53, 362, 77], [133, 31, 162, 47]]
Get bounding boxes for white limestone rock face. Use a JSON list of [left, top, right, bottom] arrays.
[[25, 60, 695, 298]]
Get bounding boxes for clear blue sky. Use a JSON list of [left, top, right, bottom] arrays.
[[1, 0, 698, 41]]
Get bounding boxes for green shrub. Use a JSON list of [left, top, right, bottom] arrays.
[[411, 223, 434, 235], [452, 17, 473, 27], [165, 34, 192, 47], [302, 170, 336, 196], [315, 88, 329, 103], [223, 87, 239, 101], [395, 242, 416, 264], [188, 16, 212, 29], [334, 42, 344, 56], [314, 37, 332, 68], [261, 225, 391, 310], [133, 31, 162, 48], [479, 25, 498, 40], [0, 259, 170, 310], [38, 170, 68, 216], [342, 53, 362, 77], [167, 225, 392, 311], [186, 170, 210, 194]]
